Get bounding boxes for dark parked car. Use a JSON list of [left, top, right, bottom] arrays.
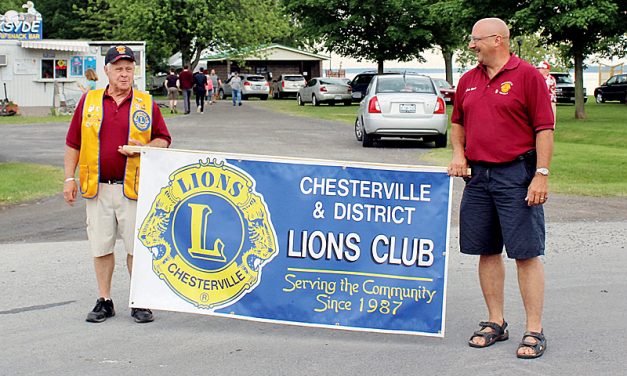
[[432, 78, 456, 105], [551, 73, 587, 104], [594, 74, 627, 103], [350, 71, 377, 102]]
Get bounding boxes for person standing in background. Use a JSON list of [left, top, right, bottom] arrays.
[[193, 67, 208, 114], [164, 68, 179, 114], [536, 61, 557, 126], [209, 69, 221, 103], [178, 65, 193, 114], [205, 69, 214, 106], [78, 68, 98, 93], [227, 72, 242, 106]]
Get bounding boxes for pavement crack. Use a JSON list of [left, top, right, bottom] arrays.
[[0, 300, 75, 314]]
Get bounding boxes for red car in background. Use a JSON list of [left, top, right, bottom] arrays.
[[432, 78, 456, 105]]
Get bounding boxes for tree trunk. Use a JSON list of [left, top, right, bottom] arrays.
[[377, 60, 384, 74], [191, 46, 203, 71], [573, 47, 586, 120], [442, 49, 454, 85]]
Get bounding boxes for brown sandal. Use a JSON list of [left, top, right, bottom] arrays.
[[468, 320, 509, 348], [517, 331, 546, 359]]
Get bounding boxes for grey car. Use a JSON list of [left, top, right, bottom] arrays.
[[271, 74, 306, 99], [354, 74, 448, 147], [297, 77, 352, 106], [219, 74, 270, 100]]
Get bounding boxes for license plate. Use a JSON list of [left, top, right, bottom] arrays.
[[399, 104, 416, 113], [352, 92, 362, 99], [334, 95, 342, 101], [253, 85, 262, 90]]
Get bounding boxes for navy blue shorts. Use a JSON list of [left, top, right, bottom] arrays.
[[459, 157, 545, 260]]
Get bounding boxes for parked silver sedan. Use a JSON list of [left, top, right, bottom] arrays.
[[297, 77, 352, 106], [354, 74, 448, 147]]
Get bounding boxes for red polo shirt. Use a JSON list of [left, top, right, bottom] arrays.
[[178, 69, 194, 90], [451, 55, 554, 163], [65, 88, 172, 181]]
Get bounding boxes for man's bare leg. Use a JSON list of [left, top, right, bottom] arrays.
[[94, 253, 115, 299], [516, 257, 545, 356], [127, 254, 133, 276], [471, 254, 506, 346]]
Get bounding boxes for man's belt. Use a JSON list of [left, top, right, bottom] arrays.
[[100, 179, 124, 184], [470, 150, 536, 167]]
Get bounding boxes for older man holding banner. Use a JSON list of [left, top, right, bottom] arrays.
[[63, 45, 171, 324]]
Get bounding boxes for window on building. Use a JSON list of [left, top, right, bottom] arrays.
[[41, 59, 53, 78], [41, 59, 68, 79], [55, 59, 67, 78]]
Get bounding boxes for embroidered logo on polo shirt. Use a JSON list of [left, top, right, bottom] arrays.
[[497, 81, 513, 95]]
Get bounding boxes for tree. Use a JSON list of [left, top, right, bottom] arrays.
[[284, 0, 433, 74], [427, 0, 475, 85], [69, 0, 291, 72], [514, 0, 627, 119]]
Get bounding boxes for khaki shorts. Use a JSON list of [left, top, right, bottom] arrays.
[[85, 183, 137, 257], [167, 87, 179, 100]]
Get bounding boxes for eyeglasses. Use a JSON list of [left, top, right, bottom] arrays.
[[468, 34, 498, 42]]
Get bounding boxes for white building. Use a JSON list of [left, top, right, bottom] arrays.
[[0, 39, 147, 115], [0, 2, 146, 115]]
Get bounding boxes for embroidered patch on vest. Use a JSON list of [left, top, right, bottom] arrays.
[[133, 110, 151, 131]]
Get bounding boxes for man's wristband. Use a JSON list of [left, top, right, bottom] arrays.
[[64, 177, 75, 182]]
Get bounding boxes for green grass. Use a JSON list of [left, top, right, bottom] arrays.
[[0, 114, 73, 125], [0, 108, 178, 125], [254, 98, 359, 124], [0, 163, 64, 205], [419, 101, 627, 197], [257, 98, 627, 197]]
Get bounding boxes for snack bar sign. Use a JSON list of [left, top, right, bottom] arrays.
[[0, 2, 43, 40]]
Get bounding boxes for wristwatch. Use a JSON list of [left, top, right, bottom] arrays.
[[535, 168, 550, 176]]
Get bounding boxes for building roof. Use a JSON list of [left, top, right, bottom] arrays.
[[20, 39, 90, 52], [168, 44, 329, 67]]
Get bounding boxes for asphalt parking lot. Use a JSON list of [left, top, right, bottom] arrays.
[[1, 99, 626, 375]]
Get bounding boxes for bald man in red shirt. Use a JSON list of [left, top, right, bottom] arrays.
[[448, 18, 554, 359]]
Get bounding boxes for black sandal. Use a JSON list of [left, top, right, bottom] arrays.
[[517, 330, 546, 359], [468, 320, 509, 348]]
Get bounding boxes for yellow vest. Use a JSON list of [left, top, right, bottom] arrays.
[[78, 88, 153, 200]]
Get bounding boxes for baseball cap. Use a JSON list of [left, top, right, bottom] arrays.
[[536, 61, 550, 70], [105, 45, 136, 65]]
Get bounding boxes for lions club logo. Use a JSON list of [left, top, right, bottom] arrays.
[[497, 81, 513, 95], [133, 110, 151, 131], [138, 159, 278, 309]]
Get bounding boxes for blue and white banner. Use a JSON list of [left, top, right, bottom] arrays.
[[130, 148, 452, 336]]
